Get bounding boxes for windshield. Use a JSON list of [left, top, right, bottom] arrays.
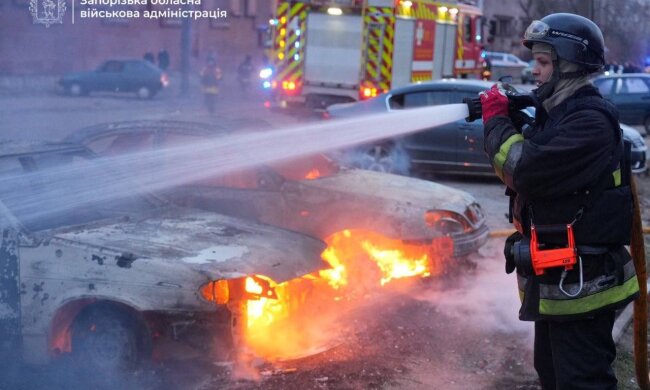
[[0, 148, 159, 232]]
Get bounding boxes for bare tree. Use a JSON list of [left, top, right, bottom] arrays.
[[517, 0, 650, 65]]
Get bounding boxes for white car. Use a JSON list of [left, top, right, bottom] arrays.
[[483, 51, 529, 83], [621, 123, 647, 174]]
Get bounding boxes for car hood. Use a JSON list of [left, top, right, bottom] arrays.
[[297, 169, 476, 215], [51, 208, 326, 283]]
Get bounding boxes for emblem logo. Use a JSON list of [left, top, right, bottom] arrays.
[[30, 0, 66, 28]]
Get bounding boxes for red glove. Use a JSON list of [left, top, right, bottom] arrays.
[[479, 84, 509, 125]]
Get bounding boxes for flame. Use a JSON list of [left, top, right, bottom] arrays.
[[304, 168, 321, 179], [319, 230, 447, 289], [361, 241, 430, 285], [319, 247, 348, 289], [241, 229, 453, 362]]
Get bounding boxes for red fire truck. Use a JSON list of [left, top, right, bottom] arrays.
[[267, 0, 485, 109]]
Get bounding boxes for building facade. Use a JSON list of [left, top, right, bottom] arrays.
[[1, 0, 275, 76], [481, 0, 530, 60]]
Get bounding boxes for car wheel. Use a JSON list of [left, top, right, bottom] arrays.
[[71, 304, 140, 371], [137, 86, 153, 99], [67, 83, 85, 96], [358, 144, 410, 174]]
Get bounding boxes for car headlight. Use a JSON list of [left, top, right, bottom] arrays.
[[425, 210, 471, 235], [464, 202, 485, 225], [629, 136, 646, 149], [199, 280, 229, 304]]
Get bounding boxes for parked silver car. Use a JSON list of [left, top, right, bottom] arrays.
[[483, 51, 528, 83], [65, 120, 490, 259]]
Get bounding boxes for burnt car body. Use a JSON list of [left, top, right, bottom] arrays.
[[0, 141, 326, 368], [59, 59, 168, 99], [65, 120, 489, 258], [326, 79, 647, 175]]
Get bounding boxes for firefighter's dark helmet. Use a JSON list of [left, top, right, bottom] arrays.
[[523, 13, 605, 72]]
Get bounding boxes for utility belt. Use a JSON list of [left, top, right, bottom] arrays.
[[506, 173, 631, 297], [505, 220, 628, 299], [522, 184, 633, 246]]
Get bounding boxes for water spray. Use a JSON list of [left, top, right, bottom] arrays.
[[4, 104, 471, 228]]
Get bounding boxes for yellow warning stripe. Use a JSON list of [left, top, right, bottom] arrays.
[[363, 6, 394, 88], [414, 3, 437, 21], [456, 14, 464, 60], [277, 57, 302, 81], [274, 2, 306, 85], [412, 71, 433, 83]]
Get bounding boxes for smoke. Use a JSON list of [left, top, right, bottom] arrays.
[[413, 238, 534, 343], [335, 141, 412, 175]]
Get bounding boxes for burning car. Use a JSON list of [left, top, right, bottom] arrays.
[[64, 120, 489, 259], [0, 141, 327, 369]]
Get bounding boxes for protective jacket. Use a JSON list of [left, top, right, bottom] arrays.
[[484, 85, 639, 321]]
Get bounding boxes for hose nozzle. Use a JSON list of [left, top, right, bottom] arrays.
[[463, 88, 537, 122]]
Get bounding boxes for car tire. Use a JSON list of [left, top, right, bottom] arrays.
[[67, 83, 85, 96], [137, 86, 153, 99], [71, 304, 142, 371], [358, 144, 410, 174]]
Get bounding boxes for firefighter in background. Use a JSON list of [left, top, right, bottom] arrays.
[[237, 55, 254, 95], [480, 13, 639, 388], [200, 53, 222, 114]]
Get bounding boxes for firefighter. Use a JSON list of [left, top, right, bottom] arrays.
[[480, 13, 639, 389], [237, 55, 254, 94], [200, 54, 223, 114]]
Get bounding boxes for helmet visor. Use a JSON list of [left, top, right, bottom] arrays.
[[524, 20, 550, 40]]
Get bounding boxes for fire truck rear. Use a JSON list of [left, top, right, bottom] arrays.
[[267, 0, 485, 109]]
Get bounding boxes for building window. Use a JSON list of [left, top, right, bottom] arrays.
[[495, 15, 514, 37], [463, 15, 472, 43]]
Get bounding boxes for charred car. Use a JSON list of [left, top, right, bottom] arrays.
[[65, 120, 489, 258], [0, 141, 326, 369]]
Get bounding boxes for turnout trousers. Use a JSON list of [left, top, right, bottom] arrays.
[[534, 309, 617, 390]]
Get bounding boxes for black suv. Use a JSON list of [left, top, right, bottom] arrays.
[[593, 73, 650, 134]]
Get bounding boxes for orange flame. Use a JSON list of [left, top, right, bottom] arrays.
[[241, 229, 452, 362], [304, 168, 321, 179], [361, 241, 430, 285]]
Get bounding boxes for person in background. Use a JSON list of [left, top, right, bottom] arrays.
[[200, 54, 222, 114], [237, 55, 254, 94], [143, 51, 155, 64], [157, 49, 170, 71], [480, 13, 639, 389]]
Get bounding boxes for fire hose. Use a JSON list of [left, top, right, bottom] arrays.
[[464, 88, 650, 386], [631, 176, 649, 390]]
